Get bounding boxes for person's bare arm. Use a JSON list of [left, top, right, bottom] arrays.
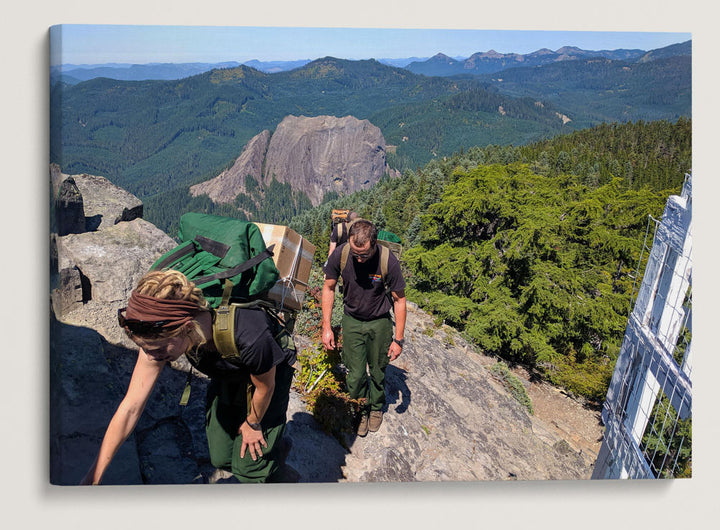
[[238, 367, 276, 461], [388, 290, 407, 361], [321, 278, 338, 350], [80, 352, 165, 485]]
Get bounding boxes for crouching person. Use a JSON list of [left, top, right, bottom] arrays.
[[80, 270, 296, 484]]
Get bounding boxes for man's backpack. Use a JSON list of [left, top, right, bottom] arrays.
[[331, 209, 351, 225]]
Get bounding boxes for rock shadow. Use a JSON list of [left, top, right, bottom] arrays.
[[385, 365, 411, 414], [283, 408, 348, 482], [85, 214, 103, 231], [50, 315, 143, 485]]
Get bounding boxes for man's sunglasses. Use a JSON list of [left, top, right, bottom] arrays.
[[350, 247, 376, 260], [117, 307, 178, 335]]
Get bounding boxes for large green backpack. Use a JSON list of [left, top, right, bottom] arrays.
[[151, 212, 279, 306], [377, 229, 403, 260], [150, 213, 294, 407]]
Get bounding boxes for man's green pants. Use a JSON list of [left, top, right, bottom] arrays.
[[341, 313, 393, 412], [205, 362, 294, 483]]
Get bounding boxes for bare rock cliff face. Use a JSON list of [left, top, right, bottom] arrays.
[[50, 169, 593, 485], [50, 169, 181, 485], [263, 115, 389, 206], [190, 115, 392, 207], [189, 130, 270, 203]]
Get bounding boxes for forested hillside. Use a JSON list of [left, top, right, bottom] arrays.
[[145, 176, 312, 237], [476, 55, 691, 127], [289, 119, 691, 400]]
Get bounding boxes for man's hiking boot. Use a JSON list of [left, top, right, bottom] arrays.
[[357, 413, 369, 437], [368, 411, 383, 432]]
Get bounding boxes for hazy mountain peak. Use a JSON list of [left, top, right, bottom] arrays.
[[556, 45, 583, 54]]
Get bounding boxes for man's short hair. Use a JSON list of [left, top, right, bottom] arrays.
[[349, 219, 377, 248]]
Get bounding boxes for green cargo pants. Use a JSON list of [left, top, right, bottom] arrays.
[[205, 361, 294, 483], [341, 313, 393, 412]]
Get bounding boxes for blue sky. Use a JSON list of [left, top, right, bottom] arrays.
[[50, 24, 691, 66]]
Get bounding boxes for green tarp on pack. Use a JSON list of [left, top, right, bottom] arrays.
[[150, 212, 279, 307], [377, 230, 402, 244]]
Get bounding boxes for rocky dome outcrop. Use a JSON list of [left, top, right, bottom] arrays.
[[190, 115, 394, 207], [50, 167, 595, 485]]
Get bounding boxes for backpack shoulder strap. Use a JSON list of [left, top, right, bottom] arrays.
[[211, 297, 254, 417], [212, 279, 240, 358], [379, 244, 389, 280], [378, 245, 391, 293], [180, 279, 239, 407], [340, 243, 351, 279]]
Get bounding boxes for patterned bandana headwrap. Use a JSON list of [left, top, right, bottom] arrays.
[[123, 291, 202, 333]]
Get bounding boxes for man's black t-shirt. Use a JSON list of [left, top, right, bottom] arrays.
[[325, 243, 406, 321], [188, 307, 289, 379], [329, 223, 349, 246]]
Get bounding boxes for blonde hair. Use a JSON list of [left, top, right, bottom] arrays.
[[128, 270, 209, 348]]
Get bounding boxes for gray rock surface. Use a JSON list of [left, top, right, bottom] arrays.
[[338, 305, 593, 482], [263, 115, 389, 206], [53, 166, 143, 232], [53, 218, 176, 346], [72, 173, 144, 230], [55, 177, 85, 236]]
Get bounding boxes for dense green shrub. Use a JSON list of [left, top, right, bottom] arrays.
[[404, 163, 669, 399]]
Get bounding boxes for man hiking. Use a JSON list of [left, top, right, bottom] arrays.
[[321, 219, 407, 436], [327, 210, 359, 258]]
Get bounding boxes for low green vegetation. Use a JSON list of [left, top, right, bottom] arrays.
[[292, 268, 358, 443], [292, 343, 362, 446], [490, 362, 534, 415], [641, 394, 692, 478]]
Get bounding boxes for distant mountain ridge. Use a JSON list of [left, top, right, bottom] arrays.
[[54, 54, 597, 200], [51, 61, 243, 84], [474, 54, 691, 127], [51, 41, 690, 85], [406, 41, 690, 77], [52, 57, 425, 84]]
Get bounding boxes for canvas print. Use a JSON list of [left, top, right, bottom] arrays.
[[49, 24, 692, 485]]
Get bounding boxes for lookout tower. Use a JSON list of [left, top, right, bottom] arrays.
[[592, 174, 692, 479]]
